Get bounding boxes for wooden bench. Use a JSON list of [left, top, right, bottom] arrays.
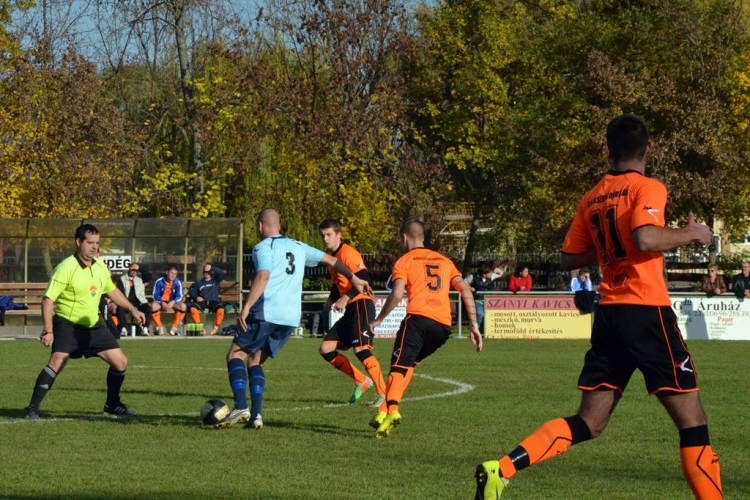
[[0, 283, 47, 334], [145, 281, 241, 309]]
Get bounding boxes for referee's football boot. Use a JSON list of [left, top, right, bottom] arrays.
[[213, 407, 250, 429], [374, 410, 401, 439], [24, 406, 40, 420], [103, 402, 138, 418], [474, 460, 508, 500]]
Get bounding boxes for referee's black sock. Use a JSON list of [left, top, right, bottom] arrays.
[[28, 365, 57, 410], [106, 369, 126, 406]]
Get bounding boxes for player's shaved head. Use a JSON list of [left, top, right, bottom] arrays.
[[256, 208, 281, 238], [401, 217, 424, 239], [257, 208, 280, 227], [399, 217, 426, 251]]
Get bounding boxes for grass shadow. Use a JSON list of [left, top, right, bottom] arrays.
[[268, 418, 372, 437]]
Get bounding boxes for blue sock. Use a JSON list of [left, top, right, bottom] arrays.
[[227, 359, 248, 410], [249, 365, 265, 420]]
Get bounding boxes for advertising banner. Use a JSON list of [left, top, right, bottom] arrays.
[[673, 295, 750, 341], [483, 295, 591, 339], [330, 296, 407, 338], [99, 255, 132, 272]]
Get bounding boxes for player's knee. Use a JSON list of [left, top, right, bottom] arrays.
[[48, 354, 68, 372], [321, 350, 337, 362], [354, 349, 372, 363], [109, 353, 128, 372]]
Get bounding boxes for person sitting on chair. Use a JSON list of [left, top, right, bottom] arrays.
[[117, 263, 152, 336], [188, 263, 226, 336], [150, 264, 187, 336]]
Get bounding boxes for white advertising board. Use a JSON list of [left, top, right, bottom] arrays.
[[329, 296, 408, 338], [99, 255, 132, 272], [672, 295, 750, 341]]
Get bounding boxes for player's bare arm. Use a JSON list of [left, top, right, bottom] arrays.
[[40, 297, 56, 347], [560, 246, 598, 271], [369, 278, 405, 331], [633, 212, 711, 253], [238, 270, 270, 332], [333, 295, 349, 313], [452, 276, 483, 353]]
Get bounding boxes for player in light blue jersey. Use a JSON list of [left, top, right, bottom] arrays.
[[214, 208, 373, 429]]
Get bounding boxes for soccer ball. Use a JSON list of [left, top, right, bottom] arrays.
[[200, 398, 230, 426]]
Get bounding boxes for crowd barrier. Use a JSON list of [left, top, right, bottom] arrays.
[[302, 291, 750, 341]]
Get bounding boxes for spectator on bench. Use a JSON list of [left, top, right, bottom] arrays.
[[150, 264, 187, 336], [117, 263, 152, 336], [188, 263, 226, 336]]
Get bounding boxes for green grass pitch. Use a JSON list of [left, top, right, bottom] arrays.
[[0, 336, 747, 499]]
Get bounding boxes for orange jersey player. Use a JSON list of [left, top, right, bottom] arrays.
[[318, 219, 386, 407], [475, 114, 721, 500], [368, 217, 482, 439]]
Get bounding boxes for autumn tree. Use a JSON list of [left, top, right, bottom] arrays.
[[411, 0, 750, 266], [191, 0, 431, 251], [0, 49, 145, 218]]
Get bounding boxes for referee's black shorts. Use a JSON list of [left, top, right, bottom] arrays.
[[51, 316, 121, 359], [578, 304, 699, 395], [390, 314, 451, 369]]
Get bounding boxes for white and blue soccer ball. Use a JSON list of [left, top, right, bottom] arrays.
[[200, 398, 230, 426]]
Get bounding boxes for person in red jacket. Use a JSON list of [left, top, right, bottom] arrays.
[[508, 264, 532, 294]]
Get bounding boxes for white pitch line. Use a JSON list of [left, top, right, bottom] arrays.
[[1, 371, 474, 424], [274, 374, 474, 413]]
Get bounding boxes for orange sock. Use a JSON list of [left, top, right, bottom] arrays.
[[681, 446, 722, 499], [382, 367, 414, 414], [214, 308, 225, 326], [361, 355, 386, 397], [172, 311, 186, 328], [500, 418, 574, 479], [152, 311, 162, 327], [330, 353, 366, 384], [190, 308, 201, 324]]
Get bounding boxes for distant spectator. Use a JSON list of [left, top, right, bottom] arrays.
[[189, 264, 226, 336], [569, 270, 592, 292], [732, 261, 750, 300], [700, 263, 727, 297], [508, 264, 532, 294], [150, 264, 187, 336], [469, 264, 495, 334], [117, 263, 151, 336]]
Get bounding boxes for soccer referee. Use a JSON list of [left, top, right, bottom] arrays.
[[24, 224, 145, 419]]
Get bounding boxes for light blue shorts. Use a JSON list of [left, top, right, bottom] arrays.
[[233, 320, 294, 358]]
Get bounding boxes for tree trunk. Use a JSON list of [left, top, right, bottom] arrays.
[[171, 0, 204, 203]]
